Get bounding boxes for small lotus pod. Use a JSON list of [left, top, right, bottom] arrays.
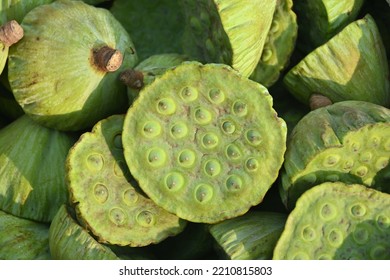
[[210, 211, 287, 260], [281, 100, 390, 210], [66, 114, 185, 247], [0, 210, 50, 260], [122, 62, 287, 224], [0, 115, 77, 222], [250, 0, 297, 87], [49, 205, 120, 260], [283, 14, 390, 107], [294, 0, 365, 52], [8, 0, 138, 131], [274, 182, 390, 260], [110, 0, 185, 61], [180, 0, 277, 77]]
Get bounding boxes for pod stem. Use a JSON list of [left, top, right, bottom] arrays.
[[93, 46, 123, 72], [309, 94, 333, 110], [119, 69, 144, 89], [0, 20, 24, 47]]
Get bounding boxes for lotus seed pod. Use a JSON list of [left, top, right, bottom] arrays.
[[49, 205, 120, 260], [281, 100, 390, 209], [8, 0, 138, 131], [66, 114, 185, 247], [250, 0, 297, 87], [284, 14, 390, 107], [294, 0, 365, 52], [110, 0, 185, 61], [0, 210, 50, 259], [210, 211, 287, 260], [122, 62, 287, 224], [181, 0, 277, 77], [273, 182, 390, 260], [0, 115, 77, 222]]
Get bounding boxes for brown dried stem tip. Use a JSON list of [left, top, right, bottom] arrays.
[[93, 46, 123, 72], [309, 93, 333, 110], [0, 20, 24, 47], [119, 69, 144, 89]]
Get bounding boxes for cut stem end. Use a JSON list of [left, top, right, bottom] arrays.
[[309, 94, 333, 110], [119, 69, 144, 89], [93, 46, 123, 72], [0, 20, 24, 47]]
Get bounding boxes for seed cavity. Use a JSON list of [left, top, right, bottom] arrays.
[[320, 202, 337, 221], [353, 226, 370, 244], [194, 107, 212, 125], [351, 142, 361, 152], [208, 88, 225, 104], [201, 132, 219, 149], [181, 86, 198, 102], [156, 98, 176, 115], [194, 184, 213, 203], [225, 144, 242, 161], [170, 122, 188, 139], [376, 215, 389, 230], [142, 121, 162, 138], [350, 203, 367, 217], [123, 189, 139, 205], [360, 152, 373, 163], [204, 159, 222, 177], [178, 149, 196, 167], [86, 153, 104, 171], [164, 172, 185, 191], [225, 175, 243, 192], [93, 183, 109, 203], [370, 136, 381, 147], [232, 100, 248, 117], [136, 210, 156, 227], [355, 166, 368, 177], [370, 245, 388, 259], [301, 225, 316, 241], [323, 155, 340, 167], [245, 129, 262, 146], [342, 159, 354, 171], [245, 158, 259, 172], [109, 207, 126, 226], [221, 120, 236, 134], [113, 133, 123, 149], [147, 148, 166, 167], [327, 229, 343, 246]]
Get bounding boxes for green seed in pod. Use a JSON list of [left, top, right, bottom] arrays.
[[209, 211, 287, 260], [281, 100, 390, 210], [273, 182, 390, 260], [122, 62, 287, 224], [0, 210, 50, 260], [0, 115, 77, 222], [66, 114, 185, 247], [283, 14, 390, 108], [8, 0, 138, 131], [180, 0, 277, 77]]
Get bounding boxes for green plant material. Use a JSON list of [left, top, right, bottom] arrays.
[[210, 211, 287, 260], [284, 14, 390, 107], [67, 114, 185, 246], [49, 205, 120, 260], [0, 0, 53, 23], [250, 0, 297, 87], [273, 182, 390, 260], [0, 115, 77, 222], [0, 84, 24, 121], [122, 62, 287, 223], [0, 210, 50, 259], [281, 101, 390, 209], [181, 0, 276, 77], [8, 0, 138, 131]]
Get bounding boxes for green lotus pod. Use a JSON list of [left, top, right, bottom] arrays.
[[49, 204, 120, 260], [0, 210, 50, 259], [281, 100, 390, 209], [8, 0, 138, 131], [122, 62, 287, 223], [181, 0, 276, 77], [250, 0, 297, 87], [67, 114, 185, 246], [110, 0, 185, 61], [273, 182, 390, 260], [210, 211, 287, 260], [284, 14, 390, 108], [294, 0, 365, 52], [0, 115, 76, 222]]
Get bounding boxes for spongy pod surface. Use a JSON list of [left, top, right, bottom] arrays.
[[122, 62, 287, 223]]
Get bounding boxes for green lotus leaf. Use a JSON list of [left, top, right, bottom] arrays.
[[122, 62, 287, 223], [0, 115, 77, 222], [281, 101, 390, 209], [0, 210, 50, 259], [8, 0, 138, 131], [273, 182, 390, 260], [66, 114, 185, 246], [283, 14, 390, 107]]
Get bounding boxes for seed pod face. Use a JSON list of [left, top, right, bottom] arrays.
[[281, 101, 390, 209], [0, 115, 76, 222], [66, 114, 185, 247], [0, 210, 50, 260], [284, 15, 390, 107], [210, 211, 287, 260], [122, 62, 287, 223], [8, 0, 138, 131], [49, 205, 120, 260], [273, 182, 390, 260]]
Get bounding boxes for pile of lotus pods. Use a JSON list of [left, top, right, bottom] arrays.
[[0, 0, 389, 260]]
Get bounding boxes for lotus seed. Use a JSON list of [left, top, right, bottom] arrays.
[[301, 225, 316, 241], [147, 148, 166, 167], [204, 159, 222, 177], [327, 228, 343, 246], [245, 129, 262, 146], [226, 144, 242, 160], [157, 98, 176, 115], [320, 203, 337, 221], [352, 226, 370, 244], [181, 86, 198, 102], [136, 210, 156, 227], [94, 183, 109, 203], [232, 100, 248, 116], [142, 121, 162, 138], [201, 133, 219, 149], [370, 245, 388, 259], [355, 166, 368, 177], [178, 149, 196, 167], [360, 152, 373, 163], [194, 184, 213, 203], [245, 158, 259, 172], [122, 189, 139, 205], [225, 175, 243, 192], [113, 134, 123, 149], [208, 88, 225, 104], [86, 154, 104, 171], [221, 120, 236, 134], [350, 203, 367, 217], [164, 172, 185, 191], [194, 107, 212, 125], [376, 215, 389, 230], [109, 207, 126, 226], [324, 155, 340, 167]]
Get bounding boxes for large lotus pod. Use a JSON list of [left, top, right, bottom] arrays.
[[250, 0, 297, 88], [8, 0, 138, 131], [281, 100, 390, 210], [274, 182, 390, 260], [122, 62, 287, 224], [210, 211, 287, 260], [49, 205, 120, 260], [283, 14, 390, 108], [180, 0, 277, 77], [0, 115, 76, 222], [66, 114, 185, 247], [0, 210, 50, 259], [294, 0, 365, 52], [110, 0, 185, 61]]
